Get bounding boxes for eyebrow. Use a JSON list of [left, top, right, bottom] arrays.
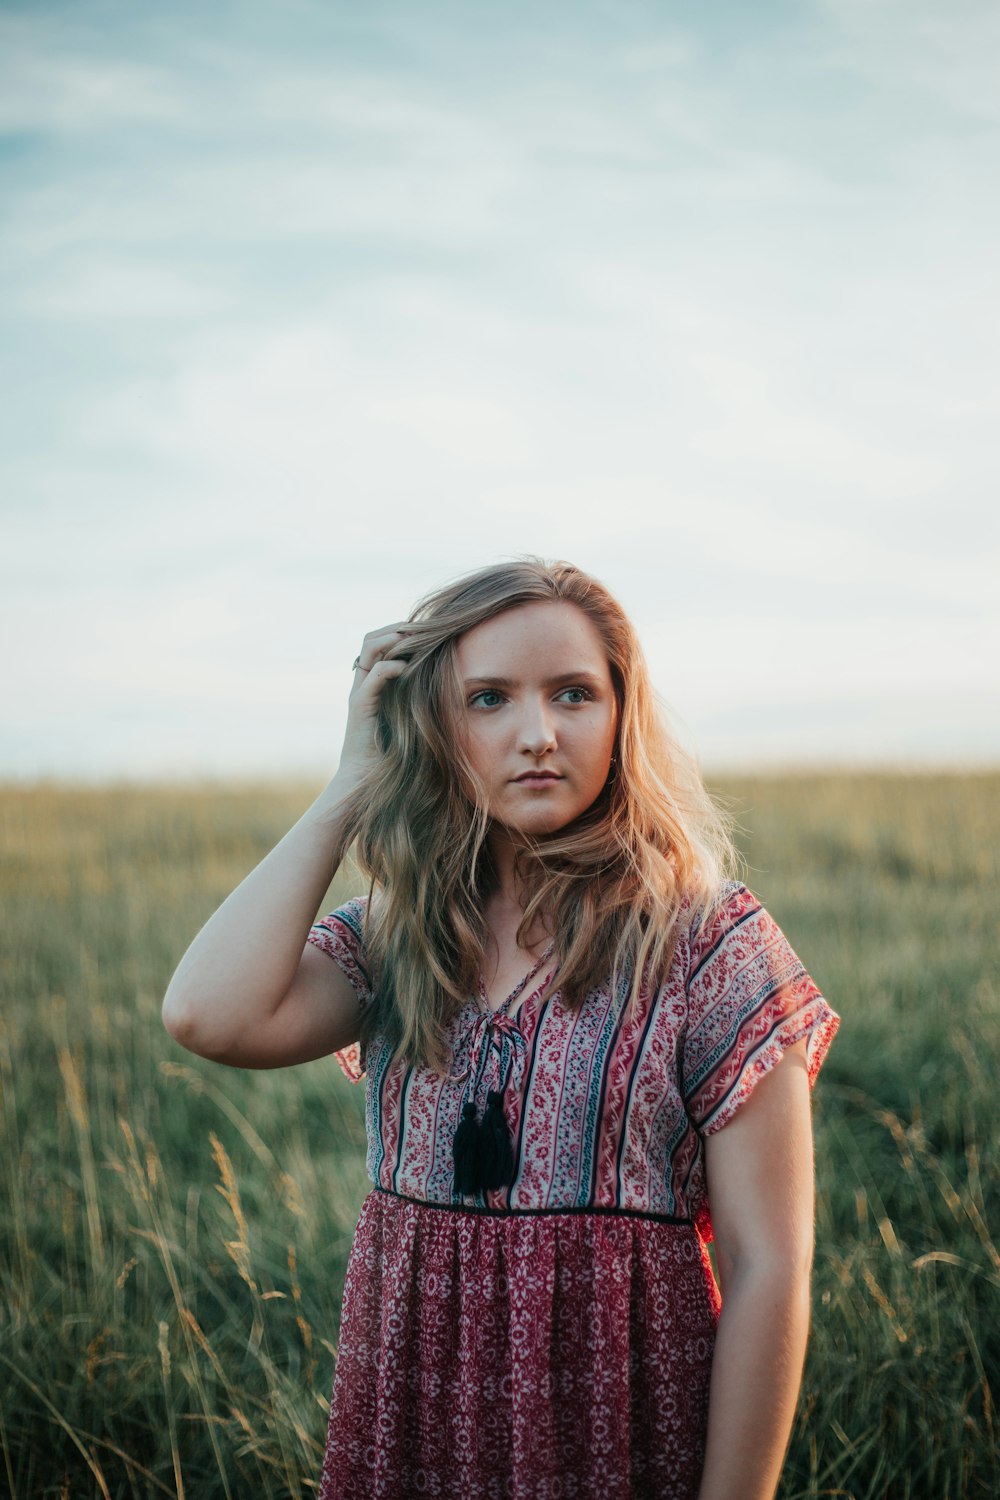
[[462, 670, 606, 689]]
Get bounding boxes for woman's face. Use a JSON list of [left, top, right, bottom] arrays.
[[453, 600, 619, 839]]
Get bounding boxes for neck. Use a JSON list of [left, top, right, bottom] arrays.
[[482, 829, 555, 951], [485, 825, 529, 909]]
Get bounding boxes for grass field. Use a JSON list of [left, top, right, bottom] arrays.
[[1, 772, 997, 1498]]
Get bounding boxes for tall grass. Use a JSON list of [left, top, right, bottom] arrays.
[[714, 772, 999, 1499], [0, 772, 997, 1497]]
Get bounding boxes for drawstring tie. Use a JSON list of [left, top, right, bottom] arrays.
[[449, 942, 556, 1198], [449, 1011, 526, 1196]]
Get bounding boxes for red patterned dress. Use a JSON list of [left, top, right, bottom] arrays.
[[306, 881, 841, 1499]]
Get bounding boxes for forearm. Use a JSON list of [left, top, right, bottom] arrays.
[[161, 775, 357, 1045], [696, 1260, 812, 1500]]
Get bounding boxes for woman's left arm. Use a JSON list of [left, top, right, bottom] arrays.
[[696, 1038, 816, 1500]]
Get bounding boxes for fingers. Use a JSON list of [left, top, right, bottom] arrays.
[[362, 656, 407, 684], [353, 622, 414, 674], [339, 625, 416, 781]]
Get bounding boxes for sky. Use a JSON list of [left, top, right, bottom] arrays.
[[2, 0, 998, 783]]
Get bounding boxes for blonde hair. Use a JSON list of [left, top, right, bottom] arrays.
[[338, 555, 741, 1074]]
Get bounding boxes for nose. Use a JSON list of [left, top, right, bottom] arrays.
[[517, 698, 558, 756]]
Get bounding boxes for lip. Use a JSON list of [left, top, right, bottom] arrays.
[[513, 772, 563, 783]]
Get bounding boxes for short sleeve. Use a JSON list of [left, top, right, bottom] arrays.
[[305, 895, 373, 1083], [681, 881, 840, 1136]]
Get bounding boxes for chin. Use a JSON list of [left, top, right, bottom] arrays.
[[527, 805, 589, 835]]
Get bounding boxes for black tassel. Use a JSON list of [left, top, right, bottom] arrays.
[[452, 1101, 483, 1196], [479, 1088, 514, 1189], [452, 1089, 515, 1195]]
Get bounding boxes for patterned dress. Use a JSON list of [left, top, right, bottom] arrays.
[[306, 881, 841, 1500]]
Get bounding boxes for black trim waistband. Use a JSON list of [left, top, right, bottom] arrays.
[[372, 1184, 695, 1226]]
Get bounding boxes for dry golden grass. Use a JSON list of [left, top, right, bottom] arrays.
[[1, 772, 997, 1497]]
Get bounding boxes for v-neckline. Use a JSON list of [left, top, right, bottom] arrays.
[[476, 939, 557, 1020]]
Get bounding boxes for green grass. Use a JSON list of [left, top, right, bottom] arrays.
[[1, 772, 997, 1498]]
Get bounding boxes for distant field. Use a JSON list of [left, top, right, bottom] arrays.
[[1, 773, 997, 1498]]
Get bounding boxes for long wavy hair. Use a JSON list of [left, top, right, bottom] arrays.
[[337, 556, 741, 1075]]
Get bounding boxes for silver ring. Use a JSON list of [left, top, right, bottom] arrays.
[[352, 655, 361, 670]]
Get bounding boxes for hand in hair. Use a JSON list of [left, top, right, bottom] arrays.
[[338, 621, 413, 785], [160, 618, 412, 1069]]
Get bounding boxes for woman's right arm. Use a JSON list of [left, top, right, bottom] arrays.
[[160, 624, 411, 1070]]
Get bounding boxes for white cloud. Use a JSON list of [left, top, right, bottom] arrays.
[[251, 70, 498, 147], [72, 319, 535, 517], [3, 152, 518, 261], [686, 349, 942, 497], [19, 260, 233, 320], [2, 0, 997, 776], [821, 0, 1000, 124], [368, 394, 534, 465], [645, 607, 1000, 773], [0, 20, 189, 130]]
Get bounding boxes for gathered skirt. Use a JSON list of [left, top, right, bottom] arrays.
[[318, 1187, 722, 1500]]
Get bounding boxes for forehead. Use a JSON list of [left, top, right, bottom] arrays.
[[454, 600, 610, 675]]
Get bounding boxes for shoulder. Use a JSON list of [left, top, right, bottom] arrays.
[[686, 879, 761, 953], [314, 892, 368, 929], [339, 892, 372, 927], [309, 894, 373, 959]]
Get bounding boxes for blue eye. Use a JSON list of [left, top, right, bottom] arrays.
[[468, 686, 594, 708]]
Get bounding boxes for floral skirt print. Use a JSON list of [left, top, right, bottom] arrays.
[[306, 882, 841, 1499]]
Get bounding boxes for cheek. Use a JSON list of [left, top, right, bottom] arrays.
[[591, 710, 618, 754], [449, 715, 487, 780], [465, 724, 497, 775]]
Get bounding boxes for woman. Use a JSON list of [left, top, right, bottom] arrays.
[[162, 556, 841, 1500]]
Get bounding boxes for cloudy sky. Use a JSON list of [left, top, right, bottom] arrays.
[[2, 0, 998, 782]]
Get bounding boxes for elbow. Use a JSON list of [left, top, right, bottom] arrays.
[[161, 987, 195, 1048], [717, 1258, 813, 1338], [161, 986, 217, 1058], [160, 985, 254, 1066], [720, 1232, 814, 1291]]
